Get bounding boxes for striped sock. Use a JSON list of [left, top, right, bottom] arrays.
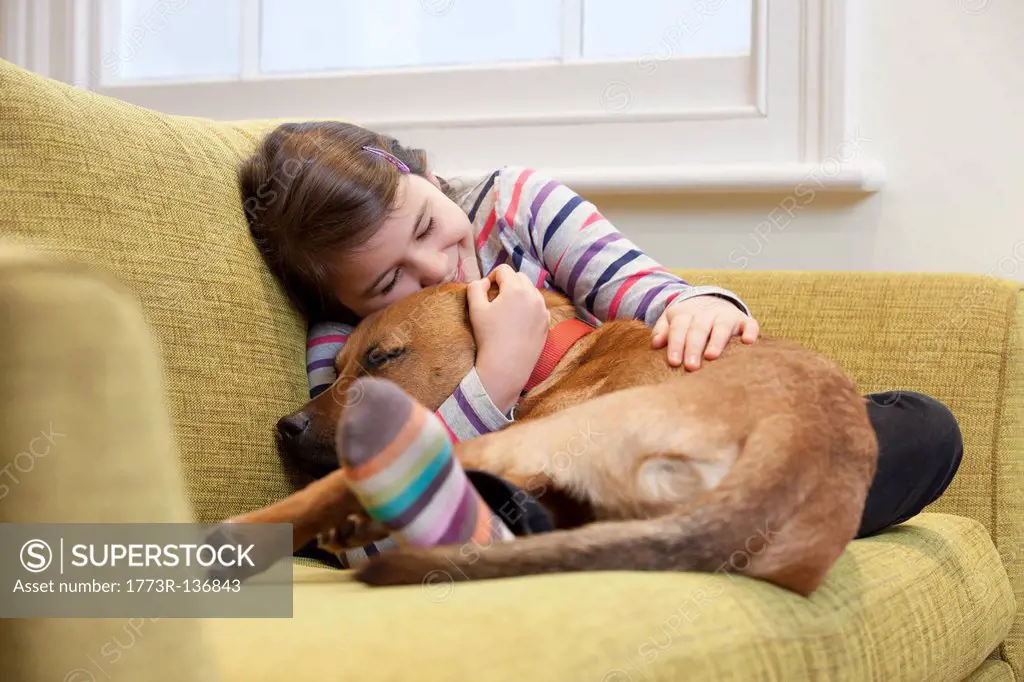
[[335, 377, 514, 556], [319, 535, 399, 570]]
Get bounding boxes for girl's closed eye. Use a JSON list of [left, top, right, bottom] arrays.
[[381, 269, 402, 296], [417, 217, 436, 240], [379, 219, 434, 296]]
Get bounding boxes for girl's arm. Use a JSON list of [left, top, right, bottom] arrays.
[[306, 321, 355, 399], [478, 167, 751, 325], [307, 323, 511, 443]]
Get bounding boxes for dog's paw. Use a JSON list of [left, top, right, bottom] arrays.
[[354, 550, 456, 588], [203, 522, 288, 582], [320, 513, 390, 551]]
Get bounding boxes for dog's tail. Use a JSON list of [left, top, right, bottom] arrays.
[[354, 414, 875, 596]]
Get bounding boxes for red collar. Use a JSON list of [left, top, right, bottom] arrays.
[[522, 318, 595, 394]]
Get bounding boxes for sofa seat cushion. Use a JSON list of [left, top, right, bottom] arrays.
[[206, 513, 1013, 682]]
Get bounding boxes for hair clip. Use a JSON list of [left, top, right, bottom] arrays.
[[361, 145, 410, 173]]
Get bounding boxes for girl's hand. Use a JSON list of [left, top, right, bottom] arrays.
[[468, 264, 551, 414], [652, 295, 759, 370]]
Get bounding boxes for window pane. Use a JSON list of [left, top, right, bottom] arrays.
[[582, 0, 752, 60], [259, 0, 562, 74], [105, 0, 242, 81]]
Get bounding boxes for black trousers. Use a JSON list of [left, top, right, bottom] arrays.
[[855, 391, 963, 537], [478, 390, 964, 540]]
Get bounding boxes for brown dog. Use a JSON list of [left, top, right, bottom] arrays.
[[232, 282, 878, 596]]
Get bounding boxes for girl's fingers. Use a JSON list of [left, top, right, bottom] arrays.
[[740, 317, 761, 343], [466, 277, 490, 311], [704, 316, 736, 359], [489, 264, 515, 286], [651, 314, 670, 348], [683, 316, 713, 370], [666, 314, 692, 367]]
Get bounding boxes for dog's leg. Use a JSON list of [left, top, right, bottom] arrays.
[[454, 381, 742, 518], [225, 468, 366, 552]]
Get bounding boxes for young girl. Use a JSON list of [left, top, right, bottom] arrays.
[[240, 121, 963, 567]]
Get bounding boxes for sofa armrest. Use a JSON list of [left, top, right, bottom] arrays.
[[0, 243, 218, 682]]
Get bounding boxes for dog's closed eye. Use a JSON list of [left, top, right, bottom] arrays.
[[364, 345, 406, 369]]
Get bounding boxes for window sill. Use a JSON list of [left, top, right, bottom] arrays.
[[448, 160, 886, 197]]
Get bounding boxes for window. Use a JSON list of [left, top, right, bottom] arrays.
[[3, 0, 881, 194], [97, 0, 753, 79]]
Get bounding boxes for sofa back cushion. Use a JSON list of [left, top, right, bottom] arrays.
[[0, 59, 308, 521]]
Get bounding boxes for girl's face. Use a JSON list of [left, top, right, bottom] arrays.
[[330, 174, 482, 319]]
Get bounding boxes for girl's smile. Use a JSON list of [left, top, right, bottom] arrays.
[[444, 250, 472, 285]]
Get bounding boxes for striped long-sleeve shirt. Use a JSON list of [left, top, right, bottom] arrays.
[[306, 166, 750, 442]]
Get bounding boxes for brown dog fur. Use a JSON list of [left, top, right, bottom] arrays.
[[231, 283, 878, 596]]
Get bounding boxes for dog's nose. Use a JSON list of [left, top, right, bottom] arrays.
[[276, 411, 310, 442]]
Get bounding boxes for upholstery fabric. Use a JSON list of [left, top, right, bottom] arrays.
[[964, 659, 1015, 682], [0, 58, 307, 522], [208, 514, 1011, 682], [0, 243, 219, 682]]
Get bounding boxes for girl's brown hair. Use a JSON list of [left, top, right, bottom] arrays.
[[238, 121, 455, 324]]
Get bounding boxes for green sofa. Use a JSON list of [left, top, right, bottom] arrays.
[[0, 59, 1020, 681]]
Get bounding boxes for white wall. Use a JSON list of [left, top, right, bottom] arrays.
[[591, 0, 1024, 280]]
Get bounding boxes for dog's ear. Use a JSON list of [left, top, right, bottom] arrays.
[[485, 279, 500, 303], [456, 280, 499, 328]]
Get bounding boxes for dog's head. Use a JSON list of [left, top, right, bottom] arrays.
[[275, 281, 575, 477]]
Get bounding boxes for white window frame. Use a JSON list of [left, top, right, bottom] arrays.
[[0, 0, 884, 195]]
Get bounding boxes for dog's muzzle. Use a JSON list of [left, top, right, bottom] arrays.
[[275, 409, 338, 477], [276, 411, 310, 441]]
